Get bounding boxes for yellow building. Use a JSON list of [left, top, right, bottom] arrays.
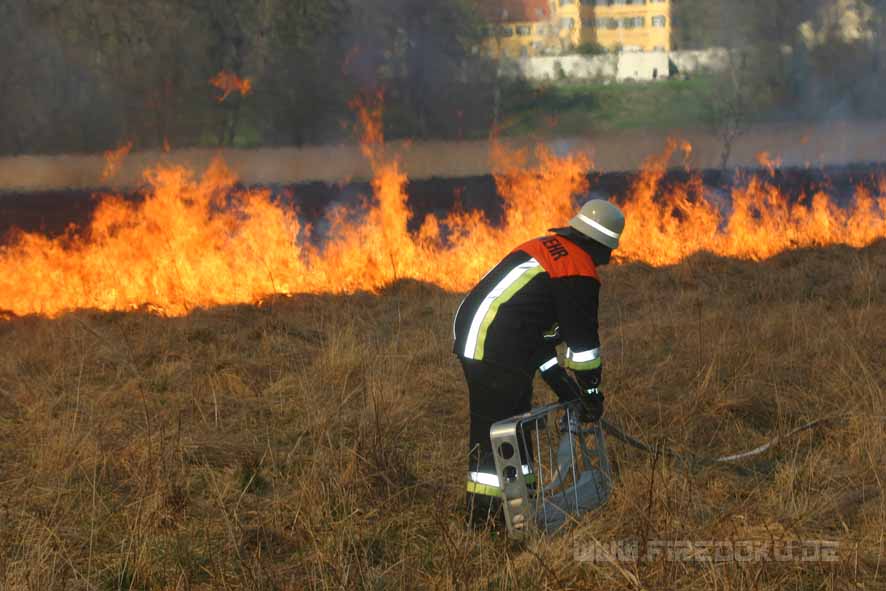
[[480, 0, 565, 59], [482, 0, 671, 59], [580, 0, 671, 53]]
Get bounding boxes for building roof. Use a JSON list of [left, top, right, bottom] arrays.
[[478, 0, 552, 23]]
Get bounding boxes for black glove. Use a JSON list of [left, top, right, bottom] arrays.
[[578, 387, 604, 423], [541, 365, 582, 404]]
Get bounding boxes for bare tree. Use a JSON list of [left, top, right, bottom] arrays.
[[702, 50, 754, 171]]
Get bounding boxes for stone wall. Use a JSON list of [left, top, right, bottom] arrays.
[[508, 48, 730, 81], [507, 51, 670, 82], [669, 48, 731, 75]]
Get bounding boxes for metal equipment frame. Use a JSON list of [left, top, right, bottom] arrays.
[[490, 402, 612, 537]]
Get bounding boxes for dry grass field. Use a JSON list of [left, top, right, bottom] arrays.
[[0, 241, 884, 590]]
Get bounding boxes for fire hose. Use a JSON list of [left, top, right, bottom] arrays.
[[490, 404, 840, 537], [599, 416, 834, 467]]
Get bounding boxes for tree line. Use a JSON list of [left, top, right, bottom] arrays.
[[674, 0, 886, 120], [0, 0, 502, 155], [0, 0, 884, 156]]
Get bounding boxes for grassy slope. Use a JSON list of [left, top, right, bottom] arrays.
[[0, 242, 884, 590], [499, 78, 717, 138], [369, 78, 718, 143]]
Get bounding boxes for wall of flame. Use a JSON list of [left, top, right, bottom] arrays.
[[0, 103, 884, 318]]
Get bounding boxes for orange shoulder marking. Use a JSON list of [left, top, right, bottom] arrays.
[[514, 236, 599, 281]]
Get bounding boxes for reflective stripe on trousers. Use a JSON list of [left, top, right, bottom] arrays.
[[466, 466, 533, 496]]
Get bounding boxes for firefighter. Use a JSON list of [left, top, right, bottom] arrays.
[[452, 199, 625, 526]]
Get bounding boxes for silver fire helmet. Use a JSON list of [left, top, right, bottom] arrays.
[[568, 199, 625, 250]]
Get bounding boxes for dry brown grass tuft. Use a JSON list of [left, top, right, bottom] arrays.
[[1, 243, 884, 590]]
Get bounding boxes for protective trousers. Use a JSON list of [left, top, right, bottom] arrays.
[[460, 358, 534, 527]]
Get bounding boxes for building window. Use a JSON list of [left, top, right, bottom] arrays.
[[499, 26, 514, 37], [516, 25, 532, 36], [651, 15, 667, 27], [622, 17, 644, 28], [559, 0, 575, 5], [582, 17, 596, 28], [536, 24, 547, 35], [605, 18, 619, 30]]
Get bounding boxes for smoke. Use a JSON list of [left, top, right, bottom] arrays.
[[0, 3, 121, 156]]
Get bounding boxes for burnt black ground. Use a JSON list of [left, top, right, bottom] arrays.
[[1, 164, 882, 244]]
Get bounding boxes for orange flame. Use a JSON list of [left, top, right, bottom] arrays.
[[755, 151, 782, 177], [618, 143, 886, 266], [210, 70, 252, 102], [100, 141, 133, 181], [0, 108, 884, 318]]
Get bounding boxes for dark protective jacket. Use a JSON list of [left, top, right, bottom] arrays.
[[453, 229, 603, 392]]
